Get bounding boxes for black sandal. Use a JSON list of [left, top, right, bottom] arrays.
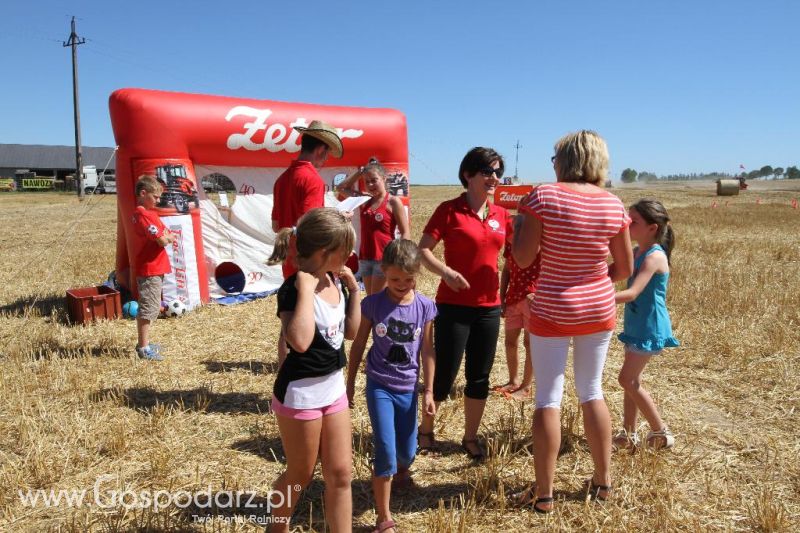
[[510, 486, 554, 514], [461, 438, 486, 462], [586, 479, 612, 502], [533, 496, 554, 514]]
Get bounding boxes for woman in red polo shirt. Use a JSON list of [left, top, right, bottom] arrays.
[[417, 147, 512, 461], [511, 130, 633, 513]]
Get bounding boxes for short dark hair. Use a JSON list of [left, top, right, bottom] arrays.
[[300, 134, 327, 154], [458, 147, 504, 188]]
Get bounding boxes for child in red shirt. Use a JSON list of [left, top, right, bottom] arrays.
[[131, 176, 175, 361], [496, 214, 540, 399], [336, 157, 411, 295]]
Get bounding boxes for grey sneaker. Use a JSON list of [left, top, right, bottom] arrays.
[[136, 345, 163, 361]]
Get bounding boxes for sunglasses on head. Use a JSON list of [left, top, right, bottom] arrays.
[[478, 167, 503, 179]]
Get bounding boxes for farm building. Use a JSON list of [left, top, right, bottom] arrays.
[[0, 143, 116, 190]]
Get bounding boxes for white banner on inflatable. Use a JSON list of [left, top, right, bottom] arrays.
[[161, 214, 202, 309], [199, 198, 283, 298], [195, 165, 352, 298]]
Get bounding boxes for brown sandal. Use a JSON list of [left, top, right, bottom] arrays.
[[417, 429, 435, 455]]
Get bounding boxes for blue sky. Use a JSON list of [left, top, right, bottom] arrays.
[[2, 1, 798, 184]]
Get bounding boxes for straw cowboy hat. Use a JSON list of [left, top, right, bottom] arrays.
[[293, 120, 344, 158]]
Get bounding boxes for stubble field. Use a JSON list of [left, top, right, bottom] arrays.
[[1, 180, 799, 532]]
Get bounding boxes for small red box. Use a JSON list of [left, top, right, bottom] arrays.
[[66, 285, 122, 325]]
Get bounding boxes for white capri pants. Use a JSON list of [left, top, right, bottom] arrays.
[[529, 330, 613, 409]]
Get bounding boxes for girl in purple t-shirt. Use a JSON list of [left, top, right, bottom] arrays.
[[347, 239, 437, 533]]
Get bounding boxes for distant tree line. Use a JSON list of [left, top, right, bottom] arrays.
[[620, 165, 800, 183]]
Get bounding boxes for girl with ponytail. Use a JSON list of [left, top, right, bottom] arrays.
[[613, 199, 680, 451], [267, 207, 360, 532]]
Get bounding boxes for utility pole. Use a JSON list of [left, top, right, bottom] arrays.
[[513, 139, 522, 180], [63, 16, 86, 199]]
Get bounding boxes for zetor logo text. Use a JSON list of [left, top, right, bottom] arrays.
[[498, 192, 526, 203], [225, 106, 364, 152]]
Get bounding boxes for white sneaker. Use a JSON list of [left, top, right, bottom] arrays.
[[612, 429, 640, 450], [646, 427, 675, 450]]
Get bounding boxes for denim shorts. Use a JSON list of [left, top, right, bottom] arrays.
[[358, 259, 384, 278]]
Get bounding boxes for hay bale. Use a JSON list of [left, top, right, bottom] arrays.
[[716, 179, 740, 196]]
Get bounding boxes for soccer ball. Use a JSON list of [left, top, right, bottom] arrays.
[[165, 300, 187, 317]]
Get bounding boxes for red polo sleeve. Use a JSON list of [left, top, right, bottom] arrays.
[[423, 201, 449, 241]]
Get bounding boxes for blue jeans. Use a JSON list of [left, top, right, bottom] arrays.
[[365, 377, 418, 477]]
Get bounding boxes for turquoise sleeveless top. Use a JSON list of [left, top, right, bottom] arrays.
[[618, 244, 680, 352]]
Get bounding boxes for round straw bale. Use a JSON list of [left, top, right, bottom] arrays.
[[716, 179, 740, 196]]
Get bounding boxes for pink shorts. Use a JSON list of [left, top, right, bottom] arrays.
[[504, 298, 531, 331], [271, 393, 349, 421]]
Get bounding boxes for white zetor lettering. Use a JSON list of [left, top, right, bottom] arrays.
[[499, 192, 525, 202], [225, 106, 364, 152]]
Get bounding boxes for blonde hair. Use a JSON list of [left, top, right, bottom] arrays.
[[267, 208, 355, 268], [381, 239, 421, 274], [135, 175, 161, 196], [553, 130, 609, 186]]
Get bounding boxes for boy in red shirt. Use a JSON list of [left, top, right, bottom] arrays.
[[131, 176, 175, 361]]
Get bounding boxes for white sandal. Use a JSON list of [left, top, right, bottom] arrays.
[[646, 427, 674, 450], [612, 429, 640, 450]]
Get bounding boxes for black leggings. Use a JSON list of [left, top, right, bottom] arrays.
[[433, 303, 501, 402]]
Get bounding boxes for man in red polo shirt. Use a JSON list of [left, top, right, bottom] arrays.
[[272, 120, 343, 366], [272, 119, 344, 278]]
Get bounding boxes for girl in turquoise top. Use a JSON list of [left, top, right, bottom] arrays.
[[613, 199, 679, 451]]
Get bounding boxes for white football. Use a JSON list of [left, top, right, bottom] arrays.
[[165, 300, 187, 317]]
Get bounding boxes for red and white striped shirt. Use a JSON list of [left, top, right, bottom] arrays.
[[520, 183, 630, 336]]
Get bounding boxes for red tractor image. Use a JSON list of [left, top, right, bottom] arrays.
[[155, 164, 199, 214], [386, 171, 409, 197]]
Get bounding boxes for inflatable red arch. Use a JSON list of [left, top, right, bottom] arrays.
[[110, 88, 409, 309]]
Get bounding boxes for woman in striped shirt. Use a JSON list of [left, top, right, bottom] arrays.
[[511, 130, 633, 513]]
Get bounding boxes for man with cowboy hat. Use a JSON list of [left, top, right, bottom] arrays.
[[272, 120, 344, 367], [271, 119, 344, 278]]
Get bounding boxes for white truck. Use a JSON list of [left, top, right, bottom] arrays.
[[82, 165, 116, 194]]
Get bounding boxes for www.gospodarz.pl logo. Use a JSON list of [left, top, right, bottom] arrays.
[[18, 475, 300, 514]]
